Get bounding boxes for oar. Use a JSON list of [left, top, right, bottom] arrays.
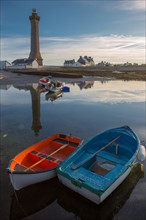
[[24, 144, 68, 172], [71, 136, 121, 170]]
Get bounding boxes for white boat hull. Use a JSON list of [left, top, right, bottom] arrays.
[[58, 166, 132, 204], [9, 169, 56, 190]]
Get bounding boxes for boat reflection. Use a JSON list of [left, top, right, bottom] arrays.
[[7, 151, 146, 220], [57, 164, 144, 220], [45, 91, 63, 102], [10, 177, 59, 220]]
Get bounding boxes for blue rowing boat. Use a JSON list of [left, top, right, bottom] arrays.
[[57, 126, 145, 204]]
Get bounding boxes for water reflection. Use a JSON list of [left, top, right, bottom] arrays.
[[13, 83, 42, 136], [45, 91, 63, 102], [30, 85, 42, 137], [76, 81, 94, 90], [5, 83, 64, 136], [57, 164, 144, 220], [0, 78, 145, 220], [0, 80, 99, 137], [10, 177, 59, 220], [0, 79, 145, 139], [9, 164, 144, 220]]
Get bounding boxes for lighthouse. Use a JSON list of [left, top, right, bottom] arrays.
[[28, 9, 43, 66]]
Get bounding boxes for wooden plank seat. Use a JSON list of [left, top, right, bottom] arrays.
[[19, 152, 58, 171], [98, 151, 129, 165], [31, 151, 56, 161], [30, 150, 64, 165], [54, 138, 79, 148]]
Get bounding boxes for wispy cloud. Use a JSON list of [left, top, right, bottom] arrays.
[[62, 81, 146, 104], [1, 34, 145, 65], [119, 0, 146, 11], [79, 0, 146, 11]]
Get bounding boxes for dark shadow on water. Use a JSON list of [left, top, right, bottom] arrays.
[[57, 163, 144, 220], [9, 177, 59, 220], [9, 164, 144, 220]]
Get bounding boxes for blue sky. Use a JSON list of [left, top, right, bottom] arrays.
[[1, 0, 145, 65]]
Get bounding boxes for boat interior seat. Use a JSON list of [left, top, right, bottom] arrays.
[[31, 151, 58, 163], [71, 167, 110, 191], [98, 151, 129, 165], [46, 156, 56, 161], [31, 150, 38, 154]]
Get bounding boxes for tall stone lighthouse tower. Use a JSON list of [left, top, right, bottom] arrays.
[[29, 9, 43, 66]]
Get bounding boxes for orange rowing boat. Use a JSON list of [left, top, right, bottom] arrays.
[[7, 134, 82, 190]]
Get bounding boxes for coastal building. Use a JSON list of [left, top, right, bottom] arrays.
[[77, 56, 95, 67], [64, 56, 95, 67], [10, 58, 38, 69], [64, 59, 75, 67], [28, 9, 43, 66], [0, 60, 11, 69], [96, 61, 112, 67]]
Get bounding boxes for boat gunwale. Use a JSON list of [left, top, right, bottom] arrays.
[[57, 126, 141, 196], [7, 164, 58, 174], [8, 133, 82, 175]]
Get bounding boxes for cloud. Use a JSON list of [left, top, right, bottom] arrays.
[[77, 0, 145, 11], [1, 34, 145, 65], [116, 0, 145, 11], [62, 81, 146, 104]]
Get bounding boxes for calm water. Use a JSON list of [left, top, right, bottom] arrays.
[[0, 78, 146, 220]]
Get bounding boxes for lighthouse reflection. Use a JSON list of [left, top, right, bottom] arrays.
[[13, 83, 42, 136], [13, 83, 64, 137], [13, 81, 96, 137], [30, 84, 42, 136]]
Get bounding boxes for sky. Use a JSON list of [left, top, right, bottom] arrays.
[[0, 0, 146, 65]]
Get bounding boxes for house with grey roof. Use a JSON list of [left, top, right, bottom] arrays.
[[64, 56, 95, 67], [64, 59, 75, 67], [10, 58, 38, 69], [77, 56, 95, 66]]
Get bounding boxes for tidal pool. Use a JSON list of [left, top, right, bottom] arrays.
[[0, 78, 145, 220]]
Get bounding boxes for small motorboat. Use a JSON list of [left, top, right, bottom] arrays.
[[7, 134, 82, 190], [57, 126, 145, 204]]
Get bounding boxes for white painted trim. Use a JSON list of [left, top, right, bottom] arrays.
[[9, 169, 56, 190], [57, 167, 132, 204]]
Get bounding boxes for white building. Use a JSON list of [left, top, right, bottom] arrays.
[[0, 60, 11, 69], [76, 56, 95, 67], [10, 58, 39, 69], [64, 56, 95, 67]]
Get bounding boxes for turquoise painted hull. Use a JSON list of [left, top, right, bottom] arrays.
[[57, 126, 140, 204]]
